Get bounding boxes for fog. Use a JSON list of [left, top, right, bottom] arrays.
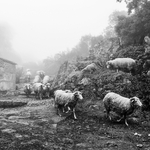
[[0, 24, 21, 63], [0, 0, 126, 64]]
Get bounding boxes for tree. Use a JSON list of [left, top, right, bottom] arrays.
[[115, 1, 150, 45], [117, 0, 149, 14]]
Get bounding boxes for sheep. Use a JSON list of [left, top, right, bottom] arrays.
[[33, 83, 44, 100], [33, 75, 42, 83], [23, 83, 33, 97], [43, 83, 51, 98], [42, 75, 50, 84], [54, 89, 72, 112], [37, 70, 45, 79], [42, 75, 52, 98], [103, 92, 142, 126], [106, 58, 136, 73], [82, 63, 97, 74], [54, 90, 83, 119]]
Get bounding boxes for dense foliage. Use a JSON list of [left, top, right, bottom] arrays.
[[116, 0, 150, 45]]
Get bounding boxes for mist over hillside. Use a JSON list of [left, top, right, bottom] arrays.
[[0, 24, 21, 64]]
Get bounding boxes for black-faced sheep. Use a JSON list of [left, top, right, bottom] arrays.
[[82, 63, 97, 74], [33, 83, 44, 100], [54, 90, 83, 119], [24, 83, 33, 97], [103, 92, 142, 126], [106, 58, 136, 73]]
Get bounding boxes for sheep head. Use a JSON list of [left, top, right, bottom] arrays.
[[130, 97, 142, 108], [74, 91, 83, 101]]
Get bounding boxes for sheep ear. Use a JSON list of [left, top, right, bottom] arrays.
[[130, 97, 135, 103]]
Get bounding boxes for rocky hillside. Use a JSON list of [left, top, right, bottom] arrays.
[[51, 45, 150, 112]]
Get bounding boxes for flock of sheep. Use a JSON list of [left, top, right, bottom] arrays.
[[24, 70, 51, 100], [23, 56, 145, 126]]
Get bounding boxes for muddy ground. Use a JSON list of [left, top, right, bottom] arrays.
[[0, 95, 150, 150]]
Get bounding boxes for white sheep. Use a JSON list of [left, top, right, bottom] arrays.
[[103, 92, 142, 126], [106, 58, 136, 73], [42, 75, 52, 98], [23, 83, 33, 97], [33, 83, 44, 100], [42, 83, 51, 98], [42, 75, 50, 84], [82, 63, 97, 74], [54, 90, 83, 119]]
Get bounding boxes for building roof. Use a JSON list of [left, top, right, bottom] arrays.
[[0, 57, 17, 65]]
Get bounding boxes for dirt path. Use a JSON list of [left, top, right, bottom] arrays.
[[0, 95, 150, 150]]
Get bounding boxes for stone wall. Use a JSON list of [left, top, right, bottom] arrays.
[[0, 58, 16, 91]]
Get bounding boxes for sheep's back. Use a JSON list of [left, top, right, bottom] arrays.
[[43, 76, 50, 84], [103, 92, 131, 111], [33, 75, 42, 83], [55, 92, 74, 105], [113, 58, 133, 65]]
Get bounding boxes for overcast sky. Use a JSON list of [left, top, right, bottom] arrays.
[[0, 0, 126, 63]]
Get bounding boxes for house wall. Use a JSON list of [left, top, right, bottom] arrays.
[[0, 59, 16, 91]]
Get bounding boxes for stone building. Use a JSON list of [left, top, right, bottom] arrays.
[[0, 58, 16, 92]]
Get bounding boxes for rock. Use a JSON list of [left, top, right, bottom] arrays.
[[62, 138, 73, 144], [76, 143, 87, 148], [2, 128, 16, 134], [52, 124, 57, 129], [15, 133, 23, 139], [0, 100, 28, 108], [134, 132, 142, 136], [106, 141, 118, 147], [136, 144, 143, 148]]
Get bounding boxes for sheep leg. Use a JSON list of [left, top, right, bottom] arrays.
[[57, 106, 62, 117], [35, 93, 37, 99], [117, 115, 124, 122], [123, 114, 129, 126], [105, 108, 111, 120], [125, 118, 129, 126], [63, 103, 71, 113], [58, 110, 62, 117], [39, 93, 43, 100], [65, 106, 71, 113], [73, 108, 77, 119]]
